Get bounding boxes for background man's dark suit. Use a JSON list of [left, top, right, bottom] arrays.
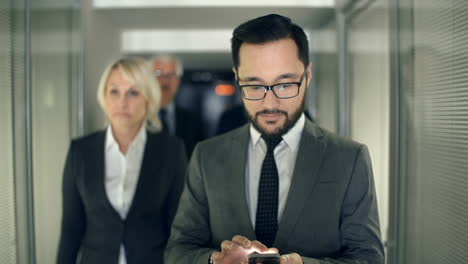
[[216, 104, 247, 135], [57, 131, 186, 264], [173, 106, 204, 157], [165, 120, 384, 264]]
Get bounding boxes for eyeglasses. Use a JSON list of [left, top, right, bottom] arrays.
[[237, 70, 307, 100], [154, 70, 178, 80]]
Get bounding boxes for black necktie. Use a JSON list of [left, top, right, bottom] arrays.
[[159, 109, 168, 132], [255, 135, 282, 247]]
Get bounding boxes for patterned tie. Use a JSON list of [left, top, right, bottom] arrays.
[[255, 135, 282, 247]]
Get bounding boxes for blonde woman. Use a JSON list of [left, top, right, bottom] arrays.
[[57, 57, 186, 264]]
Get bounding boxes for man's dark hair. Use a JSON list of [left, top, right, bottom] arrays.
[[231, 14, 310, 70]]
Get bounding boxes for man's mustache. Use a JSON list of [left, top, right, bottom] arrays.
[[256, 109, 288, 116]]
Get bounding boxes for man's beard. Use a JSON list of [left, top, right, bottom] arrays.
[[246, 99, 305, 137]]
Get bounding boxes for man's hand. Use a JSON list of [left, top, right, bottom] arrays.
[[280, 253, 303, 264], [211, 235, 278, 264]]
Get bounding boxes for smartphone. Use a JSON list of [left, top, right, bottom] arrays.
[[248, 252, 281, 264]]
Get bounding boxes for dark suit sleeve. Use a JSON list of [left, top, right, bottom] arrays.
[[164, 144, 214, 264], [165, 140, 188, 231], [302, 145, 385, 264], [57, 141, 86, 263]]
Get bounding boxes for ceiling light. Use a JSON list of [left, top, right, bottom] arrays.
[[122, 29, 232, 53]]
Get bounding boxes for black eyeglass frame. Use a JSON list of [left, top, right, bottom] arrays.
[[236, 70, 307, 100]]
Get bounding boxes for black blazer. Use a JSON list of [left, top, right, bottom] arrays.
[[57, 130, 187, 264], [216, 105, 247, 135], [174, 106, 204, 157]]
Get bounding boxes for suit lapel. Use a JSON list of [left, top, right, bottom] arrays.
[[274, 121, 326, 249], [127, 132, 164, 217], [84, 131, 122, 220], [225, 125, 256, 239]]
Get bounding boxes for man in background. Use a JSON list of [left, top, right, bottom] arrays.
[[151, 55, 204, 156]]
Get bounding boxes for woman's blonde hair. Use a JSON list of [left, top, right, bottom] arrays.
[[97, 57, 162, 131]]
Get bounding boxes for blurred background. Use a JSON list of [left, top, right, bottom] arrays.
[[1, 0, 467, 263]]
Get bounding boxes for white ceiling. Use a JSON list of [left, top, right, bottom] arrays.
[[94, 5, 335, 69], [97, 7, 334, 29]]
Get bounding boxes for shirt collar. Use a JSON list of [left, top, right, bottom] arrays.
[[249, 113, 305, 152], [162, 102, 175, 115], [105, 124, 147, 153]]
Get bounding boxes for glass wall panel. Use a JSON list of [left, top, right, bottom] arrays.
[[0, 0, 17, 261], [398, 0, 468, 263], [30, 1, 82, 263], [11, 0, 32, 262], [315, 20, 339, 133], [347, 0, 390, 247]]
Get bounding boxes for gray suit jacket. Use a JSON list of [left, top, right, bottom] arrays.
[[165, 120, 384, 264]]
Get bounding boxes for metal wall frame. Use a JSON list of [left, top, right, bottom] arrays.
[[70, 2, 85, 137], [11, 0, 36, 262], [9, 0, 85, 262], [387, 0, 400, 261], [335, 0, 377, 138], [336, 1, 400, 264], [387, 0, 413, 263]]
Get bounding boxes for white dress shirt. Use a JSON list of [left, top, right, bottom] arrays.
[[246, 114, 305, 228], [105, 125, 147, 264]]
